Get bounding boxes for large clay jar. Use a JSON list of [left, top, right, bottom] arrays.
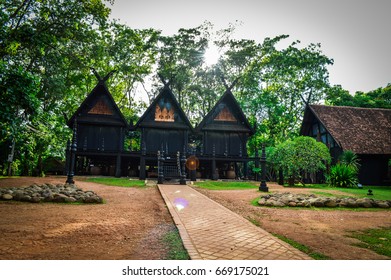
[[90, 166, 101, 175], [226, 169, 235, 179]]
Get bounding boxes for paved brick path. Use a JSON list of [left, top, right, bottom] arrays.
[[158, 184, 311, 260]]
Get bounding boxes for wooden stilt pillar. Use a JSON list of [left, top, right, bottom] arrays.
[[139, 138, 146, 180], [115, 154, 121, 177], [158, 151, 163, 184], [244, 161, 248, 180], [180, 146, 186, 185], [212, 159, 217, 180], [139, 156, 146, 180]]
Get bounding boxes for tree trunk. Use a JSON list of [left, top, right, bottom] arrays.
[[37, 154, 43, 177]]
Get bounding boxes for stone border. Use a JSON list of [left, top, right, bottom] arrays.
[[258, 193, 391, 208], [0, 183, 103, 203]]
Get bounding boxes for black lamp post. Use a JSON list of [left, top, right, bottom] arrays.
[[259, 143, 268, 192], [66, 118, 77, 184]]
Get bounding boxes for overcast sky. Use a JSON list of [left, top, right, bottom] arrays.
[[108, 0, 390, 94]]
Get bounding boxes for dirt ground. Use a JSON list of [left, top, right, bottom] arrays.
[[194, 183, 391, 260], [1, 177, 390, 260], [0, 176, 174, 260]]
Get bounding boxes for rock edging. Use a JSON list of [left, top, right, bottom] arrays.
[[258, 193, 391, 209], [0, 183, 103, 204]]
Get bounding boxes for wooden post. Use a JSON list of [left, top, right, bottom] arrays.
[[212, 159, 217, 180], [211, 144, 218, 180], [180, 146, 186, 185], [115, 127, 124, 178], [139, 134, 147, 180], [158, 150, 163, 184], [139, 157, 146, 180], [115, 154, 121, 177], [243, 161, 248, 180], [190, 147, 196, 182]]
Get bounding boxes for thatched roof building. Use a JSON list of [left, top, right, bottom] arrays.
[[300, 104, 391, 185]]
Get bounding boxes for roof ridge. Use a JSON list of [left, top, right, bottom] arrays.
[[310, 104, 391, 111]]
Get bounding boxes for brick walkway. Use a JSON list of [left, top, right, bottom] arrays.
[[158, 184, 311, 260]]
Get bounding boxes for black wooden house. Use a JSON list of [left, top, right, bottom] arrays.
[[300, 104, 391, 185], [194, 88, 255, 179], [66, 76, 258, 182], [67, 79, 129, 177], [134, 84, 193, 179]]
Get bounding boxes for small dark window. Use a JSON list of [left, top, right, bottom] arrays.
[[320, 124, 326, 133], [312, 123, 319, 136]]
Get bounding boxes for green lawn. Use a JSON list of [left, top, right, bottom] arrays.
[[348, 227, 391, 258], [194, 181, 259, 190], [195, 181, 391, 200], [285, 184, 391, 200], [86, 177, 145, 188]]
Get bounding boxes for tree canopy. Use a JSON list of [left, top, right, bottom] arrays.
[[268, 136, 331, 186]]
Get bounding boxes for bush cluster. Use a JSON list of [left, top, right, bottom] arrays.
[[327, 150, 360, 188]]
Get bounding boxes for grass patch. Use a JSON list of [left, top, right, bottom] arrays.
[[86, 177, 145, 188], [0, 176, 20, 179], [285, 184, 391, 200], [250, 197, 261, 206], [247, 217, 261, 227], [310, 191, 350, 198], [163, 228, 190, 260], [272, 233, 331, 260], [348, 227, 391, 257], [195, 181, 258, 190]]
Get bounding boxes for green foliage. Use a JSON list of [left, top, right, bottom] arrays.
[[328, 151, 360, 189], [1, 0, 159, 175], [269, 136, 331, 185], [339, 150, 361, 172], [327, 164, 358, 188], [326, 84, 391, 109]]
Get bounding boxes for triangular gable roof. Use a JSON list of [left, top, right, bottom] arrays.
[[195, 89, 254, 135], [135, 85, 192, 130], [67, 81, 128, 128], [301, 104, 391, 154]]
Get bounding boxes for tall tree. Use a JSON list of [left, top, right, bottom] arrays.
[[1, 0, 158, 175], [326, 83, 391, 109]]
